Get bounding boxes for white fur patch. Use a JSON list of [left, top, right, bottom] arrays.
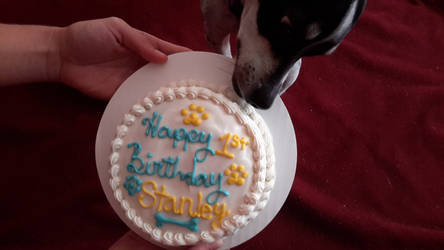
[[306, 22, 321, 40], [333, 0, 357, 41], [235, 0, 277, 90]]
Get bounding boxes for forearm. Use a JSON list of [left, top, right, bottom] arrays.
[[0, 23, 61, 86]]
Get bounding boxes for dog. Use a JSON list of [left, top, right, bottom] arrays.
[[201, 0, 367, 109]]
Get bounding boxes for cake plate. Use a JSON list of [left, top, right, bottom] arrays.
[[95, 51, 297, 249]]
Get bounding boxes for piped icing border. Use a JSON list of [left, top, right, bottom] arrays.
[[109, 81, 275, 246]]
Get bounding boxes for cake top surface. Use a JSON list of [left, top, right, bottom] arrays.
[[110, 84, 275, 246]]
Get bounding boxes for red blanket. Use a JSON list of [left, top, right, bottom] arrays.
[[1, 0, 443, 249]]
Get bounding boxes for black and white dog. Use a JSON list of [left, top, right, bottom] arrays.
[[201, 0, 367, 109]]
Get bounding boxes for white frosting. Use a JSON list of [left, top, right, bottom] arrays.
[[152, 228, 162, 241], [174, 232, 186, 245], [163, 231, 174, 245], [131, 104, 146, 117], [109, 83, 275, 246], [200, 231, 215, 243], [124, 114, 136, 126], [184, 233, 199, 244]]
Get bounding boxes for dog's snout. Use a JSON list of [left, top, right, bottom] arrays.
[[232, 62, 278, 109], [245, 89, 275, 109], [232, 75, 243, 98]]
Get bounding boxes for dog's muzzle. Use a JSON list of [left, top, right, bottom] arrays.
[[232, 75, 278, 109]]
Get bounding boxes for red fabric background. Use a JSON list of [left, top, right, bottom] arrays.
[[1, 0, 443, 249]]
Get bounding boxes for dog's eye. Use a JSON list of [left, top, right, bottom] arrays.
[[280, 16, 293, 34], [305, 22, 321, 40], [280, 16, 291, 26]]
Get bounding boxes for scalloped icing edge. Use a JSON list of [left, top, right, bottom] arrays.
[[109, 81, 276, 246]]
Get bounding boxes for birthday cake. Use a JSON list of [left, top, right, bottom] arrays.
[[109, 82, 275, 246]]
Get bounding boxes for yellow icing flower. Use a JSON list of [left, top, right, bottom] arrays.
[[224, 164, 249, 186], [180, 104, 210, 126]]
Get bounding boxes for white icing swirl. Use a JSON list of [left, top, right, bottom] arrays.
[[127, 208, 136, 220], [117, 125, 128, 138], [131, 104, 146, 116], [142, 97, 153, 109], [111, 165, 119, 178], [186, 88, 198, 99], [109, 152, 119, 165], [112, 138, 123, 151], [231, 215, 247, 227], [135, 216, 143, 228], [264, 178, 275, 192], [114, 189, 122, 202], [256, 200, 268, 211], [260, 191, 271, 201], [123, 114, 136, 126], [174, 87, 186, 98], [152, 228, 162, 241], [163, 231, 174, 245], [221, 219, 237, 235], [151, 91, 164, 104], [210, 95, 220, 104], [211, 228, 225, 238], [110, 177, 120, 191], [143, 223, 153, 234], [162, 87, 175, 102], [239, 204, 254, 215], [200, 231, 215, 243], [121, 200, 130, 211], [174, 233, 186, 245], [184, 233, 199, 244]]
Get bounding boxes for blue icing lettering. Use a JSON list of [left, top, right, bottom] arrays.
[[126, 141, 230, 204], [158, 126, 172, 138], [141, 112, 214, 151], [126, 142, 179, 177], [206, 173, 229, 205], [142, 112, 162, 137], [155, 212, 199, 232], [126, 143, 145, 174], [188, 129, 200, 143], [172, 128, 187, 149], [128, 112, 232, 205]]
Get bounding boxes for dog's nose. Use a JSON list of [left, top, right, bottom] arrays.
[[233, 82, 273, 109], [245, 90, 274, 109]]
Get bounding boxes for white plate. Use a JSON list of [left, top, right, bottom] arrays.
[[95, 51, 297, 249]]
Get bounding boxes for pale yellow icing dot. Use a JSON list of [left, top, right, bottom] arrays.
[[230, 164, 236, 170], [237, 165, 244, 172], [184, 117, 191, 124], [242, 171, 249, 178], [197, 106, 205, 113], [189, 104, 197, 110], [224, 169, 231, 176], [191, 113, 198, 119], [193, 118, 202, 126], [232, 172, 239, 178], [181, 109, 188, 116], [236, 179, 245, 186], [202, 113, 210, 120]]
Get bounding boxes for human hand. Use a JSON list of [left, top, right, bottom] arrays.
[[110, 231, 223, 250], [53, 17, 190, 100]]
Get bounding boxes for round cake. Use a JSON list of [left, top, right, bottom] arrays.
[[109, 81, 275, 246]]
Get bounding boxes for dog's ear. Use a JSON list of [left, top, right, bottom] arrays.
[[301, 0, 367, 57]]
